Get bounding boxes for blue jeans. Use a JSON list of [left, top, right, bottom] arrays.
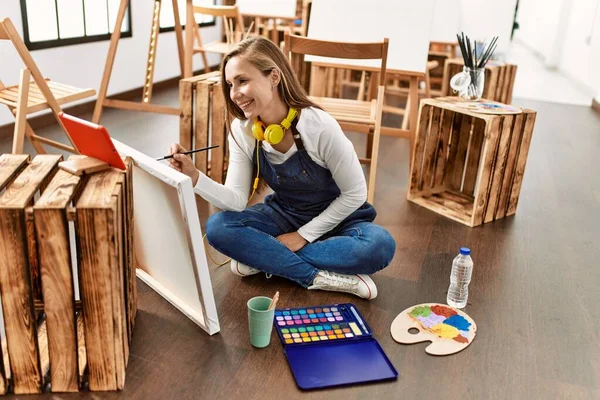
[[205, 209, 396, 288]]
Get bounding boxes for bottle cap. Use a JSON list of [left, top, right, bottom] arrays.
[[460, 247, 471, 255]]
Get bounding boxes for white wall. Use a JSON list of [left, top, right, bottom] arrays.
[[430, 0, 517, 55], [516, 0, 563, 62], [459, 0, 518, 55], [590, 1, 600, 102], [517, 0, 600, 97], [560, 0, 600, 93], [0, 0, 221, 126]]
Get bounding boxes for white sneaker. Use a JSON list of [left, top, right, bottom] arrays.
[[308, 271, 378, 300], [230, 259, 261, 277]]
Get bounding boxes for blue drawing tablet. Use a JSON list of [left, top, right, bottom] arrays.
[[274, 303, 398, 390]]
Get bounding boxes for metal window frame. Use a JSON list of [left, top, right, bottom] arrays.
[[20, 0, 134, 51], [158, 0, 216, 33]]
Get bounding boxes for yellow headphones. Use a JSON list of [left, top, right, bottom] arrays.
[[252, 107, 298, 145]]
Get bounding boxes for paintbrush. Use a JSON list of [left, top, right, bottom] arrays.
[[156, 144, 219, 161], [268, 291, 280, 311]]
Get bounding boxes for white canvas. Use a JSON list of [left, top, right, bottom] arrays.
[[113, 139, 220, 335], [306, 0, 436, 74], [237, 0, 297, 19]]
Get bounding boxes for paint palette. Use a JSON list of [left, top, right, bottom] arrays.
[[274, 303, 397, 390], [275, 305, 363, 344], [390, 303, 477, 356], [452, 99, 522, 115]]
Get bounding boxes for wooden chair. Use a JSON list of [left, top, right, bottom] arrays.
[[382, 41, 458, 130], [284, 33, 388, 203], [427, 41, 458, 96], [245, 0, 311, 46], [0, 18, 95, 154], [192, 5, 246, 73]]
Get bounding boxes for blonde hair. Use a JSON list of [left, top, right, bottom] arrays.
[[220, 36, 319, 121]]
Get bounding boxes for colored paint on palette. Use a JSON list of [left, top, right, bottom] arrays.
[[275, 306, 346, 328], [274, 304, 368, 344], [390, 303, 477, 356]]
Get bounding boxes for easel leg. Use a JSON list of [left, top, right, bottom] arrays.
[[142, 0, 162, 103], [172, 0, 185, 76], [92, 0, 129, 124], [193, 23, 210, 73], [12, 69, 30, 154], [184, 0, 194, 78]]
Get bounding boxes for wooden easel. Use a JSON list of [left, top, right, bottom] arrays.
[[93, 0, 198, 123]]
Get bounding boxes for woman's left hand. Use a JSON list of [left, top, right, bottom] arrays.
[[276, 232, 308, 252]]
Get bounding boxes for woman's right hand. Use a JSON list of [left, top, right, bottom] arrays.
[[167, 143, 200, 186]]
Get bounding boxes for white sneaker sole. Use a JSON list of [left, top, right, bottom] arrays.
[[230, 260, 261, 277], [308, 273, 378, 300]]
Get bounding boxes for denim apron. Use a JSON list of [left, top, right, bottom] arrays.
[[247, 125, 376, 237]]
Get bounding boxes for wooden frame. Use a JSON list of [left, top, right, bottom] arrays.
[[112, 139, 220, 335], [407, 98, 537, 227], [180, 71, 228, 184], [93, 0, 187, 123], [284, 33, 388, 203], [0, 18, 96, 155]]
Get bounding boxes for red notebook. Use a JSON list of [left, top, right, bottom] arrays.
[[59, 112, 126, 170]]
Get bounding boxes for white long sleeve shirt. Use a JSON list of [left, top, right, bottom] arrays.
[[193, 106, 367, 242]]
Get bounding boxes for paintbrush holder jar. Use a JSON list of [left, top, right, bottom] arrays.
[[450, 67, 485, 101]]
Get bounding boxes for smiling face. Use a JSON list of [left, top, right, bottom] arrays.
[[224, 56, 279, 121]]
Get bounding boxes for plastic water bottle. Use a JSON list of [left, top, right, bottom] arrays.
[[446, 247, 473, 309]]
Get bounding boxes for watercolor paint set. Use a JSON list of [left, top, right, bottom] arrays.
[[274, 303, 397, 390]]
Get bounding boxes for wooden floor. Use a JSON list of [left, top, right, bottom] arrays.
[[1, 89, 600, 399]]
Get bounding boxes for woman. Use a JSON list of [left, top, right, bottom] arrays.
[[168, 37, 395, 300]]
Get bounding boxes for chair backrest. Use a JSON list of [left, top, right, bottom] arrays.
[[429, 41, 457, 58], [193, 4, 240, 18], [283, 33, 389, 87], [193, 5, 245, 42], [194, 5, 244, 28]]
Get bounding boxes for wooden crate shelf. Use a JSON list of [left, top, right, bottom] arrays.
[[0, 154, 137, 394], [410, 190, 475, 226], [179, 71, 229, 184], [408, 97, 537, 227]]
